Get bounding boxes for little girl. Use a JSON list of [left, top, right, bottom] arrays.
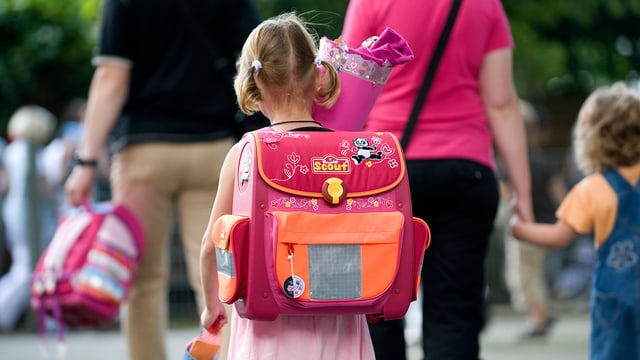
[[199, 12, 376, 359], [510, 82, 640, 360]]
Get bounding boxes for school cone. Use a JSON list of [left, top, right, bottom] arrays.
[[184, 320, 223, 360]]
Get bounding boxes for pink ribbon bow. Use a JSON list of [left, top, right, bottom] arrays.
[[348, 27, 414, 66]]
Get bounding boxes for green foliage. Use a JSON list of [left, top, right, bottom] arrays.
[[504, 0, 640, 98], [254, 0, 349, 40], [0, 0, 100, 134], [254, 0, 640, 100], [0, 0, 638, 137]]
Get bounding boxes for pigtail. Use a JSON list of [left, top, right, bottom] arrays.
[[235, 60, 262, 115], [315, 60, 340, 108]]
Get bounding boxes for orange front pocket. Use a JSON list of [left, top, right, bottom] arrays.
[[270, 211, 404, 301]]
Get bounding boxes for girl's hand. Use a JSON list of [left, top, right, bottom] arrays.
[[201, 301, 227, 331]]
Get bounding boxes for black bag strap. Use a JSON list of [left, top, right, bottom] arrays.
[[400, 0, 463, 150]]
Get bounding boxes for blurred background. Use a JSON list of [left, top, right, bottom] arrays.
[[2, 0, 640, 145], [0, 0, 639, 347]]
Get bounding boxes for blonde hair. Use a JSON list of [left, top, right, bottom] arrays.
[[573, 82, 640, 173], [234, 12, 340, 115], [7, 105, 56, 144]]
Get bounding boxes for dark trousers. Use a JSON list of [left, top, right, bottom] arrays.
[[369, 159, 499, 360]]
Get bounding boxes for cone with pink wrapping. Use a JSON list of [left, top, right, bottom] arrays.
[[313, 27, 414, 131]]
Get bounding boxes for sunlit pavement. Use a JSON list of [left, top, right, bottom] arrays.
[[409, 304, 590, 360], [0, 305, 589, 360]]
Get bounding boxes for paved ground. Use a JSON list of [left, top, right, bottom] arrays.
[[0, 305, 589, 359], [405, 299, 591, 360]]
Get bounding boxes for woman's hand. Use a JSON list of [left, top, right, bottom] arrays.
[[510, 194, 534, 224], [65, 165, 95, 207]]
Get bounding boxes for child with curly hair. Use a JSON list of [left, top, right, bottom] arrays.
[[510, 82, 640, 359]]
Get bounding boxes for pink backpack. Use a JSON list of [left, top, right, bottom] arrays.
[[212, 130, 430, 321], [31, 202, 144, 334]]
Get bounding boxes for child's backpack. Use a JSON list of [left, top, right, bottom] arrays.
[[31, 202, 145, 332], [212, 130, 430, 321]]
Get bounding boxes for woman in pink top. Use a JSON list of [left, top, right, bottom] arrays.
[[342, 0, 533, 359]]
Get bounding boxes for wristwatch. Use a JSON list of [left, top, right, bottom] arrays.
[[74, 156, 98, 168]]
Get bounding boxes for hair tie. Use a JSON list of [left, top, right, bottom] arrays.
[[251, 60, 262, 71], [314, 56, 323, 67]]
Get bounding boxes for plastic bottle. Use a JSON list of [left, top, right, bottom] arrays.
[[184, 320, 223, 360]]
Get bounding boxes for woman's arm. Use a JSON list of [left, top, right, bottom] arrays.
[[200, 143, 240, 329], [480, 48, 533, 223]]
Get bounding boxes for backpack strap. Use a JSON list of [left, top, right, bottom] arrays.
[[41, 210, 92, 278], [33, 206, 94, 360], [602, 168, 632, 195], [35, 293, 67, 360]]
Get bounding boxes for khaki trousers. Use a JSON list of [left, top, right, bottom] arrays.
[[110, 139, 234, 360], [504, 234, 549, 312]]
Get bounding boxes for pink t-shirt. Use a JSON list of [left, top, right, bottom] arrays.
[[342, 0, 514, 168]]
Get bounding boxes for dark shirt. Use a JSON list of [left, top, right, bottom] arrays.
[[528, 146, 557, 224], [97, 0, 260, 151]]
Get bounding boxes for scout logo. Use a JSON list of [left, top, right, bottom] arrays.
[[312, 154, 350, 174]]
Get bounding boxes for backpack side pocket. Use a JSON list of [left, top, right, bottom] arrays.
[[411, 217, 430, 301], [211, 215, 250, 303]]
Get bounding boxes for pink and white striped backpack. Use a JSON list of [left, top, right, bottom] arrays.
[[31, 202, 144, 334], [212, 130, 430, 321]]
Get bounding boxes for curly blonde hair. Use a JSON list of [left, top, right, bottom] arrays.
[[573, 82, 640, 174], [234, 12, 340, 115]]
